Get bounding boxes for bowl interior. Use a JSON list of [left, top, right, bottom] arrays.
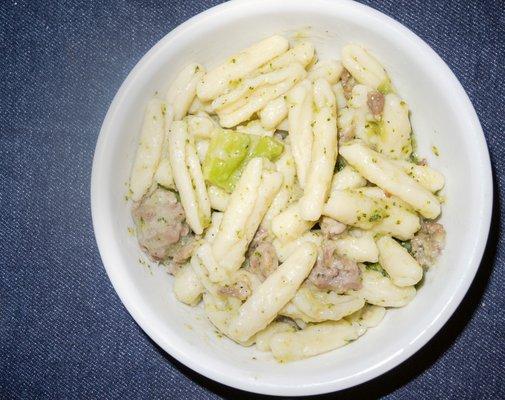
[[92, 0, 492, 395]]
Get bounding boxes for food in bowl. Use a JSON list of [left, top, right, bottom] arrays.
[[128, 34, 446, 362]]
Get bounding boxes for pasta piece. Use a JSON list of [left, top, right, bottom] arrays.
[[186, 138, 211, 223], [271, 201, 316, 243], [255, 322, 296, 352], [212, 65, 290, 111], [166, 63, 205, 120], [334, 230, 379, 263], [269, 320, 359, 362], [373, 206, 420, 240], [188, 96, 214, 115], [190, 251, 219, 296], [346, 304, 386, 336], [291, 285, 365, 322], [197, 241, 229, 283], [154, 104, 176, 189], [341, 44, 390, 91], [339, 142, 441, 218], [173, 263, 204, 306], [197, 35, 289, 101], [212, 158, 263, 266], [286, 79, 313, 187], [204, 212, 223, 244], [308, 60, 343, 84], [330, 165, 367, 192], [203, 293, 252, 344], [168, 121, 207, 234], [376, 94, 412, 158], [276, 118, 289, 132], [356, 187, 421, 240], [237, 119, 274, 137], [208, 185, 230, 212], [228, 242, 318, 342], [195, 139, 209, 163], [299, 79, 338, 221], [323, 189, 387, 229], [262, 146, 296, 229], [376, 236, 423, 286], [273, 230, 322, 262], [130, 99, 167, 201], [259, 97, 288, 129], [257, 41, 315, 73], [393, 159, 445, 192], [187, 114, 217, 139], [332, 82, 347, 109], [221, 170, 282, 271], [356, 265, 416, 307], [218, 63, 306, 128], [280, 301, 313, 322]]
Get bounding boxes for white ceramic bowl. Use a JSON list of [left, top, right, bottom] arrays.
[[91, 0, 493, 395]]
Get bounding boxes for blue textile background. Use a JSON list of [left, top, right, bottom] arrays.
[[0, 0, 503, 398]]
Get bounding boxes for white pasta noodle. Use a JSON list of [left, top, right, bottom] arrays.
[[208, 185, 230, 212], [286, 79, 313, 187], [218, 63, 306, 128], [393, 159, 445, 192], [291, 285, 365, 322], [340, 142, 441, 218], [236, 119, 275, 137], [185, 138, 211, 223], [195, 139, 209, 163], [222, 170, 282, 271], [357, 187, 421, 240], [168, 120, 206, 234], [376, 94, 412, 158], [376, 235, 423, 286], [269, 320, 359, 362], [212, 63, 300, 112], [204, 212, 223, 243], [262, 145, 296, 229], [197, 242, 228, 283], [356, 265, 416, 307], [276, 118, 289, 132], [334, 230, 379, 263], [187, 114, 217, 139], [307, 60, 343, 84], [332, 82, 347, 109], [212, 158, 263, 268], [259, 96, 288, 130], [271, 201, 316, 243], [166, 63, 205, 120], [341, 44, 390, 90], [130, 99, 167, 201], [197, 35, 289, 101], [255, 322, 296, 352], [323, 188, 386, 229], [346, 304, 386, 336], [299, 79, 338, 221], [154, 103, 175, 189], [190, 251, 219, 296], [273, 230, 322, 262], [228, 242, 318, 342], [189, 96, 215, 115], [173, 263, 204, 306], [257, 41, 315, 73], [330, 165, 367, 192], [203, 293, 247, 342]]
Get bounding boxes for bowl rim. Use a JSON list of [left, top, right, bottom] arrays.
[[91, 0, 493, 395]]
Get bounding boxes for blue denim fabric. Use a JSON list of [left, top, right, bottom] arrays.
[[0, 0, 503, 398]]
